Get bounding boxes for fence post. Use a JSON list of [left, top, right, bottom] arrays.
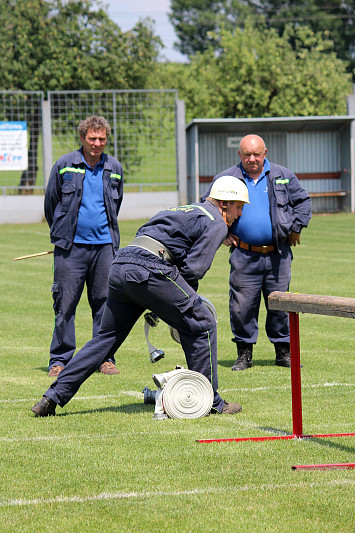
[[42, 99, 52, 189], [175, 99, 187, 205], [346, 86, 355, 213], [112, 92, 118, 161]]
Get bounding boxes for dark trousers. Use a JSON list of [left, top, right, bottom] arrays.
[[45, 257, 224, 412], [49, 243, 114, 368], [229, 245, 292, 344]]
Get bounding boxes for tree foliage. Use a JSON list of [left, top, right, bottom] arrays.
[[169, 0, 255, 56], [251, 0, 355, 74], [0, 0, 162, 91], [150, 23, 352, 120], [0, 0, 162, 190], [169, 0, 355, 77]]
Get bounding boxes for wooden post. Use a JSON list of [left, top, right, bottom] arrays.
[[267, 292, 355, 319]]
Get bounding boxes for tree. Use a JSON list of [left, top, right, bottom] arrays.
[[250, 0, 355, 75], [0, 0, 162, 91], [168, 0, 256, 56], [150, 23, 352, 120], [0, 0, 162, 189], [169, 0, 355, 78]]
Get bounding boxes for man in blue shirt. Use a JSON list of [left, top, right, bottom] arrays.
[[202, 134, 311, 371], [44, 116, 123, 377], [31, 177, 251, 417]]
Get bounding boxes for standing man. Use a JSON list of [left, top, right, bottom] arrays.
[[44, 115, 123, 377], [202, 134, 311, 370], [31, 176, 250, 417]]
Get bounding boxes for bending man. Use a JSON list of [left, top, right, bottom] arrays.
[[32, 176, 250, 417]]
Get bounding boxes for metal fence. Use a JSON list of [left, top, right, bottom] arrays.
[[0, 91, 44, 194], [48, 89, 178, 191], [1, 89, 179, 195]]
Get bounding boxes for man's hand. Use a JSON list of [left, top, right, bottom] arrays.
[[223, 233, 239, 247], [287, 231, 301, 246]]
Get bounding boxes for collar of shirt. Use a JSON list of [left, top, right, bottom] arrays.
[[240, 158, 270, 182], [81, 150, 104, 171]]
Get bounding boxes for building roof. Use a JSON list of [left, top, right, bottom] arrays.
[[186, 116, 355, 134]]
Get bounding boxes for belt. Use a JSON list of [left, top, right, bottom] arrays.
[[127, 235, 174, 263], [235, 237, 275, 254]]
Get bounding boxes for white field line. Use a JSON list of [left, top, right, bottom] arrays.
[[0, 382, 353, 406], [2, 421, 354, 444], [0, 432, 194, 443], [221, 382, 354, 394], [1, 480, 354, 508], [10, 230, 49, 236], [0, 417, 288, 443], [0, 391, 143, 404]]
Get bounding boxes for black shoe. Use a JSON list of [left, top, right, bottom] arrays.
[[232, 342, 253, 371], [31, 396, 57, 417], [275, 342, 291, 367]]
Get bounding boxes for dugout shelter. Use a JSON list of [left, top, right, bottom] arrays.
[[186, 112, 355, 214]]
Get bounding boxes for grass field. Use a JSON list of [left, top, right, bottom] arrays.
[[0, 213, 354, 532]]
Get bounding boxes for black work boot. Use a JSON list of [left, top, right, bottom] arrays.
[[275, 342, 291, 367], [31, 396, 57, 417], [231, 342, 253, 371]]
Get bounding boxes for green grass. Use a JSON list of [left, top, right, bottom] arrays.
[[0, 214, 354, 532]]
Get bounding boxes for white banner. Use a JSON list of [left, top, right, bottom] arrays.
[[0, 121, 28, 171]]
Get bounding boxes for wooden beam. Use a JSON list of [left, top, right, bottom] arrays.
[[309, 191, 347, 198], [297, 172, 341, 180], [268, 291, 355, 319]]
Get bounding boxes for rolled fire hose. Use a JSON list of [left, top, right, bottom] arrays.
[[154, 369, 214, 419]]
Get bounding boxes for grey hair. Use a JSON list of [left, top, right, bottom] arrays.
[[78, 115, 111, 139]]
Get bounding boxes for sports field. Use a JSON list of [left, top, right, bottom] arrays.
[[0, 213, 354, 532]]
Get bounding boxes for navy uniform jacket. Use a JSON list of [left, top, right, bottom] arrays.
[[201, 162, 311, 253], [114, 201, 228, 291], [44, 149, 123, 251]]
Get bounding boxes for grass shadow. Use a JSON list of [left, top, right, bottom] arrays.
[[258, 425, 355, 453], [36, 366, 49, 373], [218, 359, 275, 368], [53, 402, 153, 417]]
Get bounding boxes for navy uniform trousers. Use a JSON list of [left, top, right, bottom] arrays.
[[49, 243, 114, 369], [229, 245, 292, 344], [44, 249, 224, 413]]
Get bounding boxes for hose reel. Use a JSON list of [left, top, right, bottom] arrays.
[[144, 366, 214, 419]]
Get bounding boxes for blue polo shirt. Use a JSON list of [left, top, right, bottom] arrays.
[[74, 155, 112, 244], [230, 159, 273, 245]]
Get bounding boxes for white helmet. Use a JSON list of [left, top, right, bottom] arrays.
[[209, 176, 250, 204]]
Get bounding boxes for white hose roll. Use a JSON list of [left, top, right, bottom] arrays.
[[161, 370, 213, 419], [169, 295, 218, 344]]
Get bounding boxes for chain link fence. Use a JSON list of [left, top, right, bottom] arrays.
[[0, 91, 44, 194], [1, 89, 179, 195]]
